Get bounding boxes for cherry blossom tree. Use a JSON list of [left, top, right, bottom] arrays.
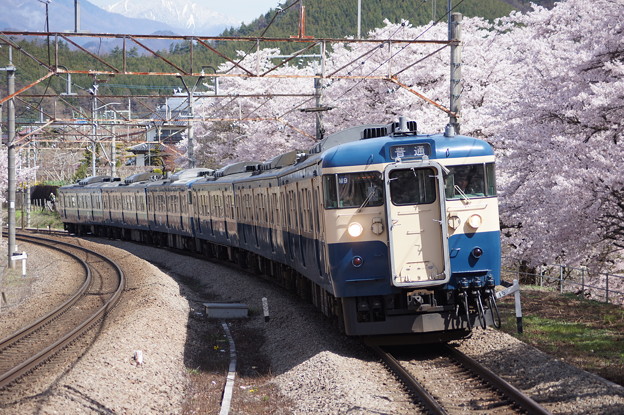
[[191, 0, 623, 267], [482, 0, 624, 266], [0, 146, 37, 205]]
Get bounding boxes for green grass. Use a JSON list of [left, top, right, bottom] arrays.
[[12, 208, 64, 230], [498, 289, 624, 385]]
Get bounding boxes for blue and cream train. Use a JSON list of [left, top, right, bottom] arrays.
[[58, 117, 501, 344]]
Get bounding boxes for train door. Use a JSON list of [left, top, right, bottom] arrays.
[[269, 190, 278, 253], [384, 161, 450, 287], [312, 177, 327, 279]]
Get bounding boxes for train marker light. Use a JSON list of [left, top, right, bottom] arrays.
[[352, 256, 364, 267], [448, 215, 461, 229], [468, 214, 482, 229], [371, 217, 384, 235], [348, 222, 364, 237], [471, 247, 483, 258]]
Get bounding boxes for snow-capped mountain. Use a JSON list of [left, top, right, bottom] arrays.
[[0, 0, 179, 35], [103, 0, 231, 35]]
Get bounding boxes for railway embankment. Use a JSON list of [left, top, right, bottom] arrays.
[[0, 235, 622, 414]]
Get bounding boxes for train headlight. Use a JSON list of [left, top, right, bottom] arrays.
[[348, 222, 364, 238], [467, 214, 482, 229]]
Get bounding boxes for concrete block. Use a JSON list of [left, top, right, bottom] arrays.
[[204, 302, 248, 319]]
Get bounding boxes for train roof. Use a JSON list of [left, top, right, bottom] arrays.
[[319, 132, 495, 168], [139, 168, 215, 189], [187, 118, 496, 187], [59, 175, 121, 189], [123, 171, 163, 184]]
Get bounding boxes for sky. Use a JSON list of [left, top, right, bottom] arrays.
[[88, 0, 284, 25]]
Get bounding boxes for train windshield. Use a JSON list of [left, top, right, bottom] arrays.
[[388, 167, 437, 205], [323, 172, 384, 209], [444, 163, 496, 199]]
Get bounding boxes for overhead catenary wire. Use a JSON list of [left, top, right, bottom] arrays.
[[2, 0, 470, 157], [223, 0, 302, 75], [326, 0, 468, 107], [277, 0, 433, 118]]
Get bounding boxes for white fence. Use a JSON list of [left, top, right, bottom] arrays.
[[502, 264, 624, 305]]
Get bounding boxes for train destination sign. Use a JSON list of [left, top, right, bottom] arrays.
[[389, 143, 431, 160]]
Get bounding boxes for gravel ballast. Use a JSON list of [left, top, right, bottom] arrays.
[[1, 236, 623, 414]]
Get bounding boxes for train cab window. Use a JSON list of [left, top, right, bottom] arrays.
[[444, 163, 496, 200], [323, 172, 383, 209], [389, 168, 437, 205], [485, 163, 497, 196]]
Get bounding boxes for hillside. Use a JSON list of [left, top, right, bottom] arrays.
[[220, 0, 558, 39]]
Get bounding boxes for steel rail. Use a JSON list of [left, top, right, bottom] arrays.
[[0, 233, 126, 389], [443, 345, 552, 415], [0, 233, 91, 351], [369, 345, 447, 415]]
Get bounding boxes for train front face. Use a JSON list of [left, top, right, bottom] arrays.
[[323, 134, 501, 343]]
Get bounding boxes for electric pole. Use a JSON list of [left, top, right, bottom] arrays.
[[91, 80, 98, 176], [178, 75, 204, 168], [75, 0, 81, 33], [4, 46, 17, 267], [448, 11, 462, 135], [357, 0, 362, 39]]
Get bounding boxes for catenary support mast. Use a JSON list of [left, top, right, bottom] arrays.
[[6, 46, 16, 267], [449, 9, 462, 135]]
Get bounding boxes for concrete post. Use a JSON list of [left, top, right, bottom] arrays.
[[7, 46, 17, 267], [449, 12, 462, 135]]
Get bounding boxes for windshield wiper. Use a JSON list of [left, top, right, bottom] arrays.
[[454, 185, 470, 203], [357, 189, 376, 213]]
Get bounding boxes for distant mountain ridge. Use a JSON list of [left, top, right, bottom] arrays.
[[220, 0, 559, 38], [0, 0, 181, 35], [0, 0, 559, 38], [102, 0, 230, 35]]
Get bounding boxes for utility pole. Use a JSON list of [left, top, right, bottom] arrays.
[[178, 75, 204, 168], [448, 10, 462, 136], [314, 75, 326, 140], [4, 46, 17, 267], [357, 0, 362, 39], [90, 79, 99, 176], [75, 0, 81, 33], [111, 126, 116, 178]]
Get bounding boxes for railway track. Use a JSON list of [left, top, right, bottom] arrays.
[[371, 343, 551, 415], [0, 231, 126, 389]]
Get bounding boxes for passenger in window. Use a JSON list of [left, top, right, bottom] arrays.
[[456, 176, 470, 192], [456, 175, 484, 196]]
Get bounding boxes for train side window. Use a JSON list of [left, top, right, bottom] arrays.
[[324, 172, 383, 209], [323, 175, 338, 208], [444, 164, 492, 199], [342, 172, 383, 208], [389, 168, 437, 205], [485, 163, 497, 196]]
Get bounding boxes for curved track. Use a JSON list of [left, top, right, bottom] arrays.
[[0, 232, 126, 389], [371, 344, 551, 415]]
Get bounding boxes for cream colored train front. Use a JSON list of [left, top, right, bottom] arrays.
[[318, 120, 501, 342]]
